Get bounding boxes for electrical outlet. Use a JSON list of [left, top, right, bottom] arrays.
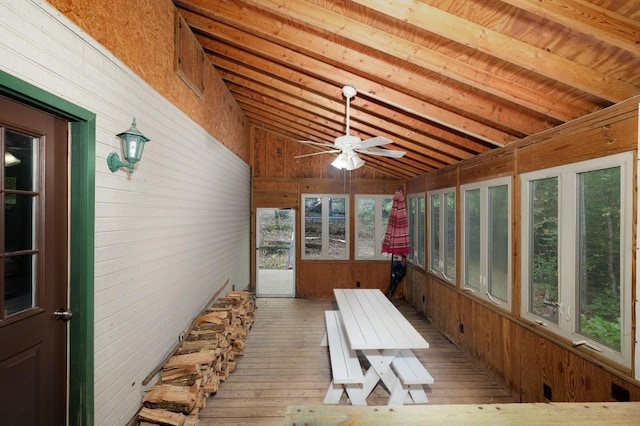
[[543, 383, 552, 401], [356, 281, 360, 287]]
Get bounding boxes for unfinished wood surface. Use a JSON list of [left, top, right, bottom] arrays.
[[285, 402, 640, 425], [197, 298, 515, 426]]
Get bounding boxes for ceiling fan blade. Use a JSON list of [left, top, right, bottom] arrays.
[[299, 140, 336, 148], [357, 147, 406, 158], [294, 149, 341, 158], [357, 136, 393, 149]]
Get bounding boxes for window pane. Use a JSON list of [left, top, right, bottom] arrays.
[[409, 197, 416, 261], [4, 251, 36, 316], [465, 189, 481, 289], [356, 197, 375, 258], [5, 194, 36, 252], [304, 197, 322, 256], [429, 194, 440, 271], [577, 167, 621, 350], [444, 192, 456, 279], [488, 185, 509, 301], [417, 197, 425, 265], [529, 178, 559, 323], [6, 129, 37, 192], [328, 197, 346, 258]]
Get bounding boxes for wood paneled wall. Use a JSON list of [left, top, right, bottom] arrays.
[[251, 127, 405, 298], [404, 96, 640, 403]]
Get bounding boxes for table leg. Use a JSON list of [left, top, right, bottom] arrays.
[[361, 349, 401, 398]]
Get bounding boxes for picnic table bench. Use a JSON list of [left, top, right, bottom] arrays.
[[323, 289, 434, 406]]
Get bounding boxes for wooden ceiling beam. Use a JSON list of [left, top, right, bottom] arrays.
[[351, 0, 640, 102], [247, 116, 425, 178], [234, 88, 450, 170], [236, 0, 584, 122], [178, 3, 549, 139], [500, 0, 640, 55], [216, 60, 482, 163], [205, 41, 497, 156]]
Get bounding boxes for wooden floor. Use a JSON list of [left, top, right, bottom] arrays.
[[197, 297, 516, 425]]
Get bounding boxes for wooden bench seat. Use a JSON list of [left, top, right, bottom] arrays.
[[323, 310, 366, 406], [389, 349, 434, 405]]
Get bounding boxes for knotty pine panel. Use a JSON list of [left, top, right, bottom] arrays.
[[405, 266, 427, 315], [519, 328, 640, 403], [252, 180, 299, 208], [406, 175, 426, 194], [252, 126, 401, 180], [459, 146, 515, 185], [428, 277, 460, 345], [516, 112, 637, 173], [297, 261, 394, 298], [425, 163, 458, 189]]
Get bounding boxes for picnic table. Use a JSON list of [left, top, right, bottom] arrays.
[[324, 289, 433, 405]]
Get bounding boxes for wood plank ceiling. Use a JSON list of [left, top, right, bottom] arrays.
[[174, 0, 640, 179]]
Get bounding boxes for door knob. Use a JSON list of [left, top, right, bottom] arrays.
[[54, 309, 73, 321]]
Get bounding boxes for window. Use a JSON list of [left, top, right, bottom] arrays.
[[428, 188, 456, 283], [461, 177, 511, 309], [407, 193, 425, 267], [302, 194, 349, 259], [520, 152, 633, 368], [355, 195, 393, 260]]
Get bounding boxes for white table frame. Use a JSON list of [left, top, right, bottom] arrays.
[[333, 289, 430, 405]]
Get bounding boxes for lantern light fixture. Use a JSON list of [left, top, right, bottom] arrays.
[[107, 118, 150, 173]]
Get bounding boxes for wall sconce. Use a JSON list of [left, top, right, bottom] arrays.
[[107, 118, 150, 173]]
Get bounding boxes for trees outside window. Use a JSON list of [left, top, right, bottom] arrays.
[[461, 177, 511, 309], [428, 188, 456, 283], [355, 195, 393, 260], [520, 152, 633, 368], [302, 194, 349, 259]]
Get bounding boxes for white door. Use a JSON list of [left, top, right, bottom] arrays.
[[256, 208, 295, 297]]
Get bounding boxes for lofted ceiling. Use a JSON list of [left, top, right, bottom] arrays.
[[174, 0, 640, 179]]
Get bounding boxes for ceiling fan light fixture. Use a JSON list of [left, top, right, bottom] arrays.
[[331, 149, 365, 170]]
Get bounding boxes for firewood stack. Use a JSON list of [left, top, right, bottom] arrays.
[[138, 291, 256, 426]]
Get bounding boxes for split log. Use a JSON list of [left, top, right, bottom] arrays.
[[161, 365, 201, 386], [138, 406, 186, 426], [143, 384, 197, 414], [164, 350, 218, 369]]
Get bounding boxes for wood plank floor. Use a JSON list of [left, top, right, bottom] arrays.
[[197, 297, 516, 425]]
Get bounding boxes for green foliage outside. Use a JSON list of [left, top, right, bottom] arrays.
[[530, 167, 622, 350]]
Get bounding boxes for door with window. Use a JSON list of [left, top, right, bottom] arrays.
[[0, 96, 68, 425], [256, 208, 295, 297]]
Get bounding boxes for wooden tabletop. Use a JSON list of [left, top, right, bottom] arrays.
[[334, 289, 429, 350]]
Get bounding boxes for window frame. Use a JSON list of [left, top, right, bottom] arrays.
[[301, 194, 349, 260], [520, 152, 633, 368], [460, 176, 512, 311], [427, 187, 456, 284], [407, 193, 425, 268], [354, 194, 393, 261]]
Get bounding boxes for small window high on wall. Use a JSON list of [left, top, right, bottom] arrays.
[[520, 152, 633, 368], [461, 177, 511, 310], [302, 194, 349, 259]]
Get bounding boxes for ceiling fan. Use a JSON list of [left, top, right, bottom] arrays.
[[295, 85, 406, 170]]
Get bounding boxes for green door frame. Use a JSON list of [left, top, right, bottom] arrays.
[[0, 70, 96, 425]]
